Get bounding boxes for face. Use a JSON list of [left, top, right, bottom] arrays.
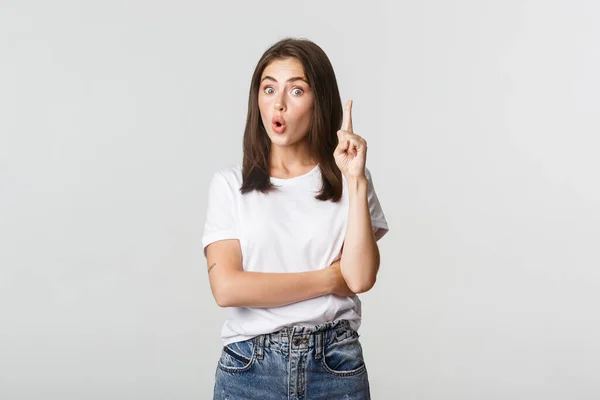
[[258, 57, 314, 146]]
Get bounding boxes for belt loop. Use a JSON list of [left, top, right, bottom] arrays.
[[256, 335, 265, 360], [315, 331, 323, 360]]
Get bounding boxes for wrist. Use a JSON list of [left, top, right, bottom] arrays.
[[318, 267, 334, 295], [346, 175, 368, 196]]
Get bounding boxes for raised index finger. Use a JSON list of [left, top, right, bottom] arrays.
[[342, 99, 353, 132]]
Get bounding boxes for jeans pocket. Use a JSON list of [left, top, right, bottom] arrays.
[[218, 337, 256, 373], [321, 330, 367, 376]]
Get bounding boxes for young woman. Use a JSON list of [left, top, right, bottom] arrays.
[[202, 37, 389, 400]]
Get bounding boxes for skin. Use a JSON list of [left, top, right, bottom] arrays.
[[334, 99, 369, 180], [334, 100, 381, 292], [258, 57, 317, 177]]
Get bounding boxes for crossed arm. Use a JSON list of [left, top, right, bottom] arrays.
[[205, 178, 380, 308], [206, 174, 379, 309], [205, 239, 336, 308]]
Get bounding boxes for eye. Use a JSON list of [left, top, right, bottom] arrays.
[[263, 86, 275, 94], [292, 88, 304, 95]]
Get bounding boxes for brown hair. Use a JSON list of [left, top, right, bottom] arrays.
[[239, 37, 344, 202]]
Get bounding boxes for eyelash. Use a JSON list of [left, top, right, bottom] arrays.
[[263, 86, 304, 96]]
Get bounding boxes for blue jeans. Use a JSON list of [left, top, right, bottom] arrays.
[[213, 319, 371, 400]]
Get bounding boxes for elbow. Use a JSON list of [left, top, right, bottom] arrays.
[[344, 258, 379, 294], [211, 270, 242, 308], [215, 293, 230, 308], [212, 281, 233, 308], [214, 289, 230, 308], [348, 275, 377, 294]]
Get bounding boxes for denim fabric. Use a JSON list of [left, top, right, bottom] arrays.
[[213, 319, 370, 400]]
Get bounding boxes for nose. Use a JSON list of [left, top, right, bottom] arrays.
[[274, 94, 286, 112]]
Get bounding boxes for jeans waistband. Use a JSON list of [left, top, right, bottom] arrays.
[[253, 319, 357, 360], [274, 318, 352, 337]]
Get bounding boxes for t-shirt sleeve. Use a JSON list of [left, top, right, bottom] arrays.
[[201, 171, 239, 258], [365, 167, 389, 241]]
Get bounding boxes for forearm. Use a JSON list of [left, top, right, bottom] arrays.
[[341, 176, 380, 293], [219, 269, 331, 308]]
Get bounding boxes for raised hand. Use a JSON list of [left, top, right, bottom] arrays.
[[333, 100, 367, 180]]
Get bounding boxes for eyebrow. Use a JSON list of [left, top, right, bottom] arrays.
[[260, 75, 309, 84]]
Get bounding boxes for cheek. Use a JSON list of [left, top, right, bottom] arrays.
[[257, 97, 270, 119], [257, 96, 267, 111], [292, 98, 313, 118], [298, 104, 313, 123]]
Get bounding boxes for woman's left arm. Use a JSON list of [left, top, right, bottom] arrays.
[[334, 99, 380, 294]]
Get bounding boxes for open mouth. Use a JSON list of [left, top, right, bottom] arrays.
[[272, 116, 286, 133], [272, 123, 286, 133]]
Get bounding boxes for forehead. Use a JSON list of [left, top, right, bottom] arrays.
[[261, 57, 306, 78]]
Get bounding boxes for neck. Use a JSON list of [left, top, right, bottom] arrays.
[[269, 142, 315, 170]]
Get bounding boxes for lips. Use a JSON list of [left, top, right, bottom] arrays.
[[272, 115, 286, 127], [271, 115, 286, 134]]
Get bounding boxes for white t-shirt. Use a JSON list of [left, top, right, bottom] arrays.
[[202, 163, 389, 346]]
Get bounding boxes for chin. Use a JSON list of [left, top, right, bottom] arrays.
[[271, 132, 309, 145], [269, 137, 290, 146], [267, 131, 289, 142]]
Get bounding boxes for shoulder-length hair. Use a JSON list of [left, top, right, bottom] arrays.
[[240, 37, 344, 202]]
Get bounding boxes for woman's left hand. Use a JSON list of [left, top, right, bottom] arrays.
[[334, 100, 367, 180]]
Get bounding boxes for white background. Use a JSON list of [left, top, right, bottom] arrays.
[[1, 1, 599, 399]]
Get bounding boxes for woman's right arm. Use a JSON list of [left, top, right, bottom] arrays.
[[206, 239, 351, 308]]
